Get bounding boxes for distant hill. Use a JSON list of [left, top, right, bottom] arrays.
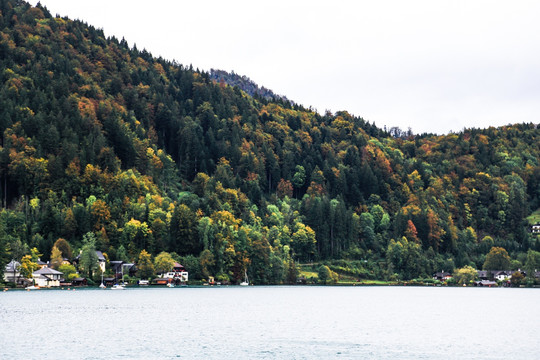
[[0, 0, 539, 284], [209, 69, 290, 103]]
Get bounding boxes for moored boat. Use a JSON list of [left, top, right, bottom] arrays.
[[240, 270, 249, 286]]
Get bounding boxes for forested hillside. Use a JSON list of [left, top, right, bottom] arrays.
[[1, 0, 539, 284]]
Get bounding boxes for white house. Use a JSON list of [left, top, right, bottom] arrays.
[[33, 267, 64, 287], [3, 260, 21, 283], [161, 262, 188, 283], [432, 271, 452, 281], [96, 251, 106, 273], [494, 271, 513, 281]]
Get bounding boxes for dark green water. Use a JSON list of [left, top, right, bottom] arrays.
[[1, 286, 538, 359]]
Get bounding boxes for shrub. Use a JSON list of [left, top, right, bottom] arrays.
[[318, 265, 338, 284]]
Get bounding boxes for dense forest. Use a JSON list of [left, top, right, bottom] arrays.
[[1, 0, 539, 285]]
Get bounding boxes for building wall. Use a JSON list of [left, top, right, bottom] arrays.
[[34, 277, 61, 287]]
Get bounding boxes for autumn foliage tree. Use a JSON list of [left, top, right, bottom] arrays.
[[483, 247, 511, 270], [453, 265, 478, 285], [154, 251, 175, 275], [137, 250, 155, 279]]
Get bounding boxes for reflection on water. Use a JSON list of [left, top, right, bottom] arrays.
[[1, 286, 539, 359]]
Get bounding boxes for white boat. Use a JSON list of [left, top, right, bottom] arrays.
[[167, 282, 175, 288], [111, 266, 125, 289], [138, 280, 149, 286], [26, 279, 39, 290], [240, 270, 249, 286]]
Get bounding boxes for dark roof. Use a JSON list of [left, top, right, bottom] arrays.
[[110, 261, 123, 272], [95, 251, 106, 261], [34, 267, 63, 275], [477, 270, 516, 277], [475, 280, 497, 286], [173, 262, 185, 270], [75, 251, 106, 261], [123, 263, 137, 271], [5, 260, 20, 272], [433, 272, 452, 277]]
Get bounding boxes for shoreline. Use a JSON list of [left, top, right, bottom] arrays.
[[4, 282, 539, 291]]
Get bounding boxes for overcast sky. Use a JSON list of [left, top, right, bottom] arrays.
[[30, 0, 540, 134]]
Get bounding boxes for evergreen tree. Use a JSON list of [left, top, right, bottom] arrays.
[[79, 233, 99, 280]]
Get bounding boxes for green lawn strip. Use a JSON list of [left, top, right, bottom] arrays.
[[526, 209, 540, 224]]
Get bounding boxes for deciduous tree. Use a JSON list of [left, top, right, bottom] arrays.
[[291, 222, 316, 262], [524, 250, 540, 280], [154, 251, 175, 274], [510, 271, 524, 286], [453, 265, 478, 285], [49, 246, 63, 269], [20, 254, 38, 279], [483, 247, 511, 270], [317, 265, 338, 284], [137, 249, 154, 279], [200, 249, 215, 279], [58, 264, 79, 281], [53, 238, 73, 260]]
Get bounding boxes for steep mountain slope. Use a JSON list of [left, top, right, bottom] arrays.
[[0, 0, 539, 283]]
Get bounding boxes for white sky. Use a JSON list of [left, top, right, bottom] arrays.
[[30, 0, 540, 134]]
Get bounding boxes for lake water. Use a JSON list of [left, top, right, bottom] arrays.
[[1, 286, 539, 359]]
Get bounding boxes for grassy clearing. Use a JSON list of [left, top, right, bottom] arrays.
[[334, 279, 398, 286], [298, 270, 318, 279], [356, 279, 396, 285], [526, 209, 540, 225]]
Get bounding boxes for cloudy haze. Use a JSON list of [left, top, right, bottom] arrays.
[[29, 0, 540, 134]]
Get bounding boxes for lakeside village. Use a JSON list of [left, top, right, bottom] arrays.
[[3, 250, 192, 290], [3, 248, 540, 290], [2, 224, 540, 290]]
